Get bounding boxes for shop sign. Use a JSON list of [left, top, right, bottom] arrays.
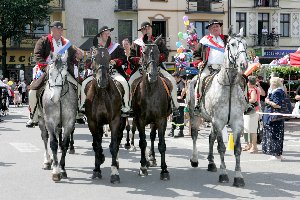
[[264, 50, 295, 58], [0, 50, 32, 65]]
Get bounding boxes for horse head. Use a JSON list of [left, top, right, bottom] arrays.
[[141, 35, 161, 83], [225, 26, 248, 73], [91, 47, 110, 88], [48, 52, 68, 102]]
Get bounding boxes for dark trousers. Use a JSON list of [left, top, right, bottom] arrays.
[[22, 92, 26, 103], [171, 104, 185, 131]]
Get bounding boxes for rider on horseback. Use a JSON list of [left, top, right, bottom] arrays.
[[26, 21, 84, 127], [129, 21, 180, 117], [80, 26, 131, 117], [193, 19, 254, 116]]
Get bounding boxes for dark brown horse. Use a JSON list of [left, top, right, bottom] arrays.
[[84, 47, 126, 184], [131, 36, 172, 180]]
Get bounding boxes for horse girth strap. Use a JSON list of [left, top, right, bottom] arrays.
[[159, 77, 171, 97]]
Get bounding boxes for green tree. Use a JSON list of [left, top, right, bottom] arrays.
[[0, 0, 51, 79]]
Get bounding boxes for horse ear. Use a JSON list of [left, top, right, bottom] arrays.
[[228, 25, 233, 36], [105, 36, 111, 49], [143, 34, 148, 44], [154, 35, 162, 45]]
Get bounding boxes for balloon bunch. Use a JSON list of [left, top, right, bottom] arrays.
[[175, 16, 198, 71]]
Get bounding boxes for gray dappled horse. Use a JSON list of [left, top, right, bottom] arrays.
[[37, 53, 78, 181], [84, 47, 126, 184], [188, 27, 248, 187], [131, 35, 172, 180]]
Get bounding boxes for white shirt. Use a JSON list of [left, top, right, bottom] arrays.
[[52, 38, 63, 54], [262, 28, 268, 35], [207, 35, 225, 65]]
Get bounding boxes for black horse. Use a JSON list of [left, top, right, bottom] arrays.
[[84, 47, 126, 184], [131, 36, 172, 180]]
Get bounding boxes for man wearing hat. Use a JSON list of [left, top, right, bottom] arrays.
[[26, 21, 85, 127], [80, 25, 130, 117], [128, 21, 180, 116], [192, 19, 254, 115]]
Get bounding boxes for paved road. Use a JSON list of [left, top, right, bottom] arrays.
[[0, 106, 300, 200]]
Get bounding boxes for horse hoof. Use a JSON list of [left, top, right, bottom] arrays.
[[60, 171, 68, 179], [233, 177, 245, 187], [149, 160, 157, 167], [146, 161, 151, 168], [160, 172, 170, 181], [130, 146, 136, 152], [52, 173, 62, 182], [207, 163, 217, 172], [139, 168, 148, 177], [124, 144, 131, 150], [43, 163, 51, 170], [219, 174, 229, 183], [190, 159, 199, 168], [92, 171, 102, 179], [110, 175, 120, 184], [68, 149, 75, 154]]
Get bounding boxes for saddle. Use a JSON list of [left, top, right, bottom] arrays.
[[201, 72, 218, 94], [131, 73, 171, 98]]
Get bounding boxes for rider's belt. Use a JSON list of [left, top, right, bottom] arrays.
[[207, 64, 222, 70]]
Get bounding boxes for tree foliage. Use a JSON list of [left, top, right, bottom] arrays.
[[0, 0, 51, 40]]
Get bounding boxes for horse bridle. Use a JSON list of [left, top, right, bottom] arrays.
[[48, 61, 68, 88], [142, 45, 159, 72], [220, 37, 247, 86]]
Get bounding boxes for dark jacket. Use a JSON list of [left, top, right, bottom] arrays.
[[129, 35, 169, 69], [109, 43, 127, 78], [34, 34, 78, 78], [193, 34, 228, 67]]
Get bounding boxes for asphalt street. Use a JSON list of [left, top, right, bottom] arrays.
[[0, 106, 300, 200]]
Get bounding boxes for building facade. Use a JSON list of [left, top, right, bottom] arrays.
[[65, 0, 138, 51], [0, 0, 66, 82]]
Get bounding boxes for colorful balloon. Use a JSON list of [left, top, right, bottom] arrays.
[[183, 16, 189, 21], [177, 48, 183, 54], [183, 33, 188, 40], [184, 20, 190, 26], [176, 41, 182, 48], [178, 32, 183, 39]]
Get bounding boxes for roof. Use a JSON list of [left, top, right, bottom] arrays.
[[79, 38, 94, 51]]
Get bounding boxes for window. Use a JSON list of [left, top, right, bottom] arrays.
[[118, 0, 132, 10], [84, 19, 98, 37], [236, 12, 246, 36], [280, 14, 290, 37], [118, 20, 132, 43], [194, 21, 209, 40], [24, 18, 50, 39]]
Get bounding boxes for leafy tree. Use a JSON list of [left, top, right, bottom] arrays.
[[0, 0, 51, 78]]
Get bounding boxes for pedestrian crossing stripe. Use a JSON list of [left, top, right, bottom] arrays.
[[10, 143, 40, 152]]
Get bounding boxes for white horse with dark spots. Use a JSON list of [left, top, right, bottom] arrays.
[[37, 53, 78, 182], [188, 27, 248, 187]]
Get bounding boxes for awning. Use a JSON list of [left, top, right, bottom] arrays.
[[290, 52, 300, 66], [79, 38, 94, 51]]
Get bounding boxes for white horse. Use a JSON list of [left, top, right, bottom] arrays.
[[188, 27, 248, 187], [37, 53, 78, 181]]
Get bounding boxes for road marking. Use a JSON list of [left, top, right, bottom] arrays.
[[10, 143, 40, 152]]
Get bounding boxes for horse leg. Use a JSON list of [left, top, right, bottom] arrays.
[[68, 127, 75, 154], [231, 124, 245, 187], [59, 130, 71, 179], [207, 126, 217, 172], [124, 117, 131, 149], [49, 132, 61, 181], [39, 117, 52, 170], [136, 119, 148, 176], [157, 119, 169, 180], [190, 115, 200, 167], [148, 123, 157, 167], [109, 118, 121, 184], [216, 133, 229, 183], [91, 126, 104, 179], [130, 119, 137, 151]]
